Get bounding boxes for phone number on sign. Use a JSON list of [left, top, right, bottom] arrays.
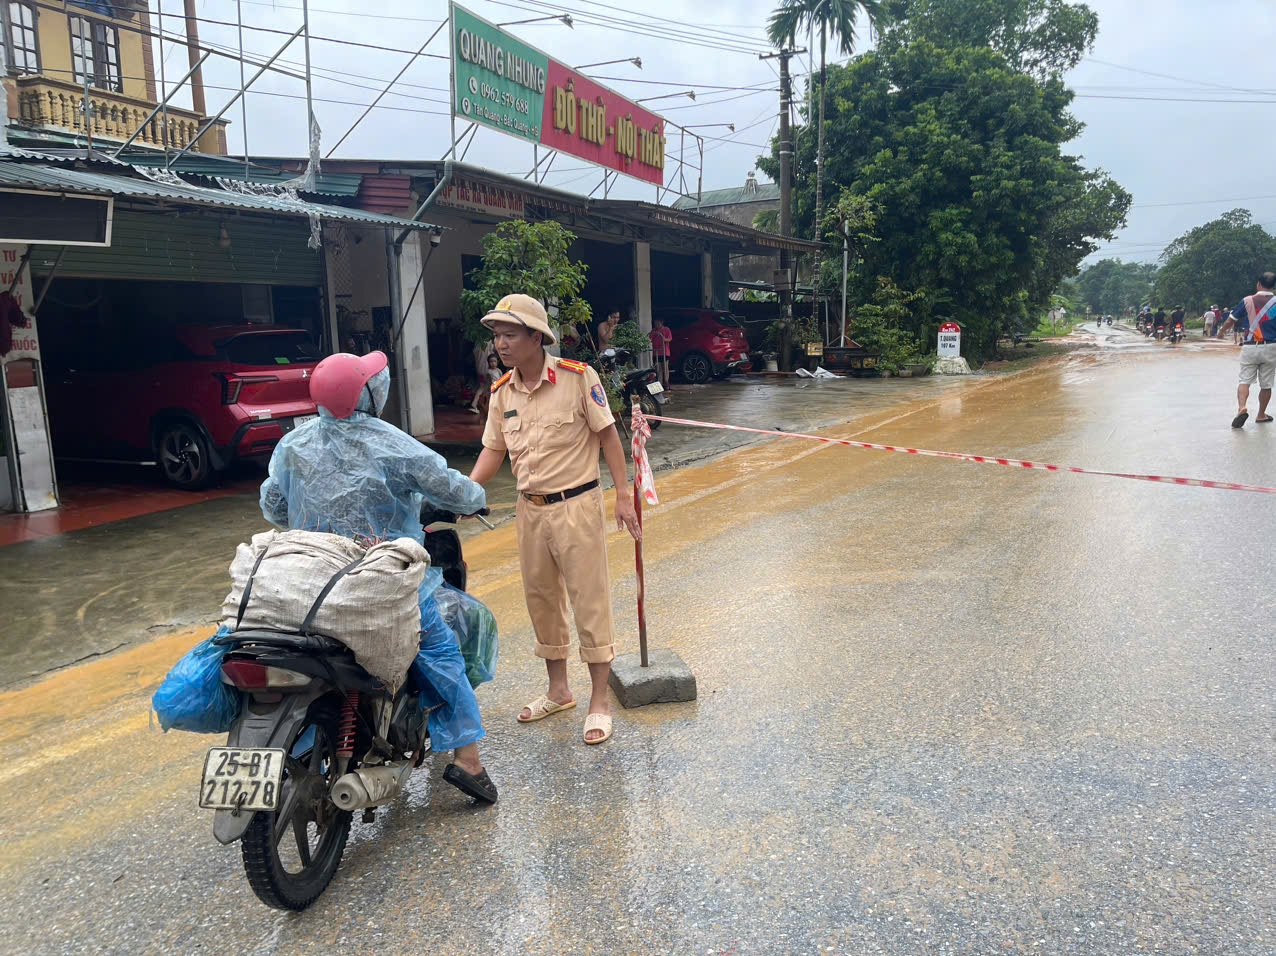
[[479, 83, 529, 115]]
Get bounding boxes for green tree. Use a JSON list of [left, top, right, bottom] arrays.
[[1074, 258, 1155, 313], [1154, 209, 1276, 311], [767, 0, 888, 255], [884, 0, 1098, 76], [458, 220, 591, 345], [760, 34, 1129, 361]]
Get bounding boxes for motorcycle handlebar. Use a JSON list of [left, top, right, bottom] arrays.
[[420, 506, 490, 526]]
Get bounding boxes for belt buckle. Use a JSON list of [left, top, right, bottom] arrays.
[[526, 492, 549, 506]]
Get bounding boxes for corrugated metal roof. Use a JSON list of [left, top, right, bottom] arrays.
[[673, 181, 781, 210], [125, 153, 364, 197], [0, 161, 439, 231]]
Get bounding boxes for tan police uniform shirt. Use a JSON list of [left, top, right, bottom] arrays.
[[482, 353, 616, 495]]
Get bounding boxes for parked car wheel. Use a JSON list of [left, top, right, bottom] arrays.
[[157, 420, 215, 490], [679, 351, 713, 385]]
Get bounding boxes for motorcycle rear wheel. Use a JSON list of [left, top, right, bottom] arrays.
[[241, 705, 352, 911], [639, 393, 662, 429]]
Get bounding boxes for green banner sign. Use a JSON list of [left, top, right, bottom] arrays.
[[451, 4, 549, 143]]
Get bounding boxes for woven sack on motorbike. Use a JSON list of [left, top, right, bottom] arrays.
[[221, 530, 429, 691]]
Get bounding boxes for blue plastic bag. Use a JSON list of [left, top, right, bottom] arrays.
[[152, 628, 242, 734], [433, 584, 499, 688]]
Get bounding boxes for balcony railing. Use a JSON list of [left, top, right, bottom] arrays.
[[15, 76, 227, 154]]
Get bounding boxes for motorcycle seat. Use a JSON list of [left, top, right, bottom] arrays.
[[214, 629, 352, 656]]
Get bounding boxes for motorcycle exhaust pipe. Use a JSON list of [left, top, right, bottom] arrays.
[[330, 761, 413, 811]]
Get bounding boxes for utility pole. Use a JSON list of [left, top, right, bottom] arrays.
[[182, 0, 208, 116], [760, 46, 804, 372]]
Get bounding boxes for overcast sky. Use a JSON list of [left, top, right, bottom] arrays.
[[152, 0, 1276, 264]]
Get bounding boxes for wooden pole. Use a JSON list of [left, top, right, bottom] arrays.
[[631, 397, 649, 668]]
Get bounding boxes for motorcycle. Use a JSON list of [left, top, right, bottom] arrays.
[[1106, 316, 1114, 327], [200, 505, 486, 911], [598, 347, 667, 427], [1169, 321, 1185, 344], [1154, 324, 1166, 341]]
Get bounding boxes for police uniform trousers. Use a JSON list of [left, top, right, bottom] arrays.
[[515, 486, 616, 664]]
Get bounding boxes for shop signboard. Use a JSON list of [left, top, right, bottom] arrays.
[[450, 3, 666, 185], [0, 244, 39, 362]]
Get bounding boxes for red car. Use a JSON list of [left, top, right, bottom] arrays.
[[654, 308, 753, 384], [45, 324, 321, 489]]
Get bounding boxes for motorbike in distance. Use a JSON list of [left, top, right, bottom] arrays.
[[200, 505, 487, 911], [1169, 320, 1185, 344], [598, 347, 667, 427]]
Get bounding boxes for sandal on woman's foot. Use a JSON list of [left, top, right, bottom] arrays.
[[443, 764, 498, 804], [517, 695, 576, 723], [583, 713, 613, 745], [1232, 411, 1249, 428]]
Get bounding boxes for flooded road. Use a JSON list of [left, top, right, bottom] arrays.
[[2, 343, 1273, 953]]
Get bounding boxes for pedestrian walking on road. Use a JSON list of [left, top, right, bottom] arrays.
[[469, 294, 642, 745], [1219, 272, 1276, 428]]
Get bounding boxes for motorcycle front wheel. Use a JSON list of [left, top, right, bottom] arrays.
[[241, 703, 352, 911]]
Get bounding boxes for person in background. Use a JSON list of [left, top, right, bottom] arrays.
[[470, 352, 504, 417], [648, 316, 673, 388], [596, 309, 621, 353], [1220, 272, 1276, 428], [1203, 307, 1216, 338]]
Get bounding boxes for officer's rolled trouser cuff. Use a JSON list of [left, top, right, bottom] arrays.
[[579, 643, 615, 665], [534, 641, 572, 661]]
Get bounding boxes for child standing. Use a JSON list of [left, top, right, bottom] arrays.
[[648, 316, 673, 387]]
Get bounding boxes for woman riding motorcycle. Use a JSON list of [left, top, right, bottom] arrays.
[[259, 351, 498, 804]]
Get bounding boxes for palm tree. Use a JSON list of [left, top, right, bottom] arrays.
[[767, 0, 885, 262]]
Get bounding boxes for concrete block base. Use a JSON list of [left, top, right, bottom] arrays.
[[608, 648, 697, 709]]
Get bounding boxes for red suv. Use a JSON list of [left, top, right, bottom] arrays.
[[45, 325, 321, 489], [655, 308, 752, 384]]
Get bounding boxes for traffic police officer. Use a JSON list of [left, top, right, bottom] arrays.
[[469, 294, 640, 745]]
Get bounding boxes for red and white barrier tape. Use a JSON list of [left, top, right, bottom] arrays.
[[630, 405, 659, 505], [633, 410, 1276, 496]]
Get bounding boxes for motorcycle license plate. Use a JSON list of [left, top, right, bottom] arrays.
[[646, 381, 664, 395], [199, 747, 286, 811]]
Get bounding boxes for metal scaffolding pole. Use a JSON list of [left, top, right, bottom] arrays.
[[166, 24, 305, 167], [327, 19, 447, 158], [236, 0, 248, 176]]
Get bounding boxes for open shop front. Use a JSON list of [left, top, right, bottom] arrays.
[[0, 161, 436, 527]]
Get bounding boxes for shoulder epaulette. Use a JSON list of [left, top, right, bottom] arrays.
[[556, 358, 589, 375], [491, 370, 513, 393]]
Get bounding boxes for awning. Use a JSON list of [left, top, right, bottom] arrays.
[[0, 161, 440, 232]]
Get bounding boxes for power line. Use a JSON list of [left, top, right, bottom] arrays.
[[658, 88, 775, 112], [474, 0, 772, 55]]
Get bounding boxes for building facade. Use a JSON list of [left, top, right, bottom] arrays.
[[2, 0, 225, 153]]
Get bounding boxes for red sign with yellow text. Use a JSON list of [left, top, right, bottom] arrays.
[[540, 62, 666, 186]]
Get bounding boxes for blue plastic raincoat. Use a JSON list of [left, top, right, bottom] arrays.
[[260, 368, 488, 751]]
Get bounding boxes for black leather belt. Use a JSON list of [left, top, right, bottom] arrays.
[[522, 480, 599, 506]]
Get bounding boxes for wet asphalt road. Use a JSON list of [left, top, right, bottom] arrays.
[[3, 331, 1275, 953]]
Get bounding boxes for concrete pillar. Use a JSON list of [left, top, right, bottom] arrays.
[[709, 246, 729, 310], [633, 240, 652, 366], [701, 251, 713, 308], [634, 240, 652, 333], [394, 234, 435, 439]]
